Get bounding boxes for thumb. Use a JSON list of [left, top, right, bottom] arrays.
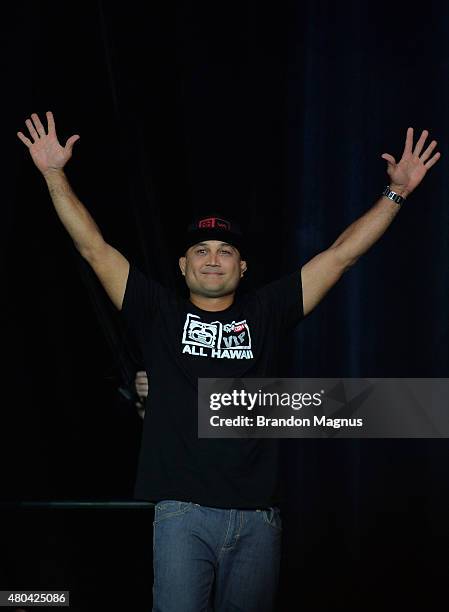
[[65, 134, 80, 151], [381, 153, 396, 165]]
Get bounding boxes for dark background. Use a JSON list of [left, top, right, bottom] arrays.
[[1, 1, 448, 610]]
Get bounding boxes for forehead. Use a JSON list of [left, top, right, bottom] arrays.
[[190, 240, 234, 249]]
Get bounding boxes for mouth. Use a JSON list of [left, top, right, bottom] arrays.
[[201, 271, 224, 275]]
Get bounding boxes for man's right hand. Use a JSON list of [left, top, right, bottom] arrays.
[[17, 111, 130, 313], [17, 111, 80, 176]]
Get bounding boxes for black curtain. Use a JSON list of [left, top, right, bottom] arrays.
[[1, 1, 448, 609]]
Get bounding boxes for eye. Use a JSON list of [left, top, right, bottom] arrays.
[[220, 249, 232, 255], [196, 249, 207, 254]]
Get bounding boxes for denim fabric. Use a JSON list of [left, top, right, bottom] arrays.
[[152, 500, 282, 612]]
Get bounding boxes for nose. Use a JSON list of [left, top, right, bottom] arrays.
[[206, 251, 219, 266]]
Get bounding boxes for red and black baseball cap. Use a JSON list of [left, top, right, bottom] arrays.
[[182, 213, 245, 258]]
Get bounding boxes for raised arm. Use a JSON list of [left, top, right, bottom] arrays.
[[301, 127, 441, 317], [17, 111, 129, 310]]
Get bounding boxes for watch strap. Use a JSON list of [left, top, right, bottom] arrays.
[[382, 185, 405, 205]]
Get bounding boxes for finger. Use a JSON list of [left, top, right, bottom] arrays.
[[46, 111, 57, 137], [420, 140, 437, 163], [423, 151, 441, 169], [65, 134, 80, 150], [31, 112, 46, 137], [381, 153, 396, 165], [17, 131, 32, 147], [25, 118, 39, 142], [413, 129, 429, 157], [402, 127, 414, 157]]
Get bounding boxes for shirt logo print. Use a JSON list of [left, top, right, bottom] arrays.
[[185, 319, 218, 348], [182, 314, 253, 359]]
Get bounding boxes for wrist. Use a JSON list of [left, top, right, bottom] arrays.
[[382, 185, 406, 206], [388, 183, 410, 198], [42, 167, 65, 180]]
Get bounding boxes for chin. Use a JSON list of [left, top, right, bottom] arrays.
[[192, 282, 229, 297], [200, 286, 228, 297], [187, 275, 240, 297]]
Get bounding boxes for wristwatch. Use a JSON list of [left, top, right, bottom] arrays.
[[382, 185, 405, 205]]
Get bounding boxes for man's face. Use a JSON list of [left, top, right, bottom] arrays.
[[179, 240, 247, 298]]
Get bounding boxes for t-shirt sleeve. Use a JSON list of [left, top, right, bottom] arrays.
[[254, 270, 304, 331], [120, 264, 165, 354]]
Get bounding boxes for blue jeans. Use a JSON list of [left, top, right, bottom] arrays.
[[152, 500, 282, 612]]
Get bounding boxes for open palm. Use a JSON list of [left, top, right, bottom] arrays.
[[381, 128, 440, 196], [17, 111, 80, 174]]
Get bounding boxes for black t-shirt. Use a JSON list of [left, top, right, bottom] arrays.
[[121, 266, 305, 509]]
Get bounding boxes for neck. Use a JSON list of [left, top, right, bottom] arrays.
[[189, 292, 235, 311]]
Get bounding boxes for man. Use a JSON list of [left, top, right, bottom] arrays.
[[17, 112, 440, 611]]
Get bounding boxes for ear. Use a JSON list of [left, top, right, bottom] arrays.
[[179, 256, 186, 276], [240, 259, 247, 277]]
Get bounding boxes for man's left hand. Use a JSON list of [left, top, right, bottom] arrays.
[[381, 127, 441, 197]]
